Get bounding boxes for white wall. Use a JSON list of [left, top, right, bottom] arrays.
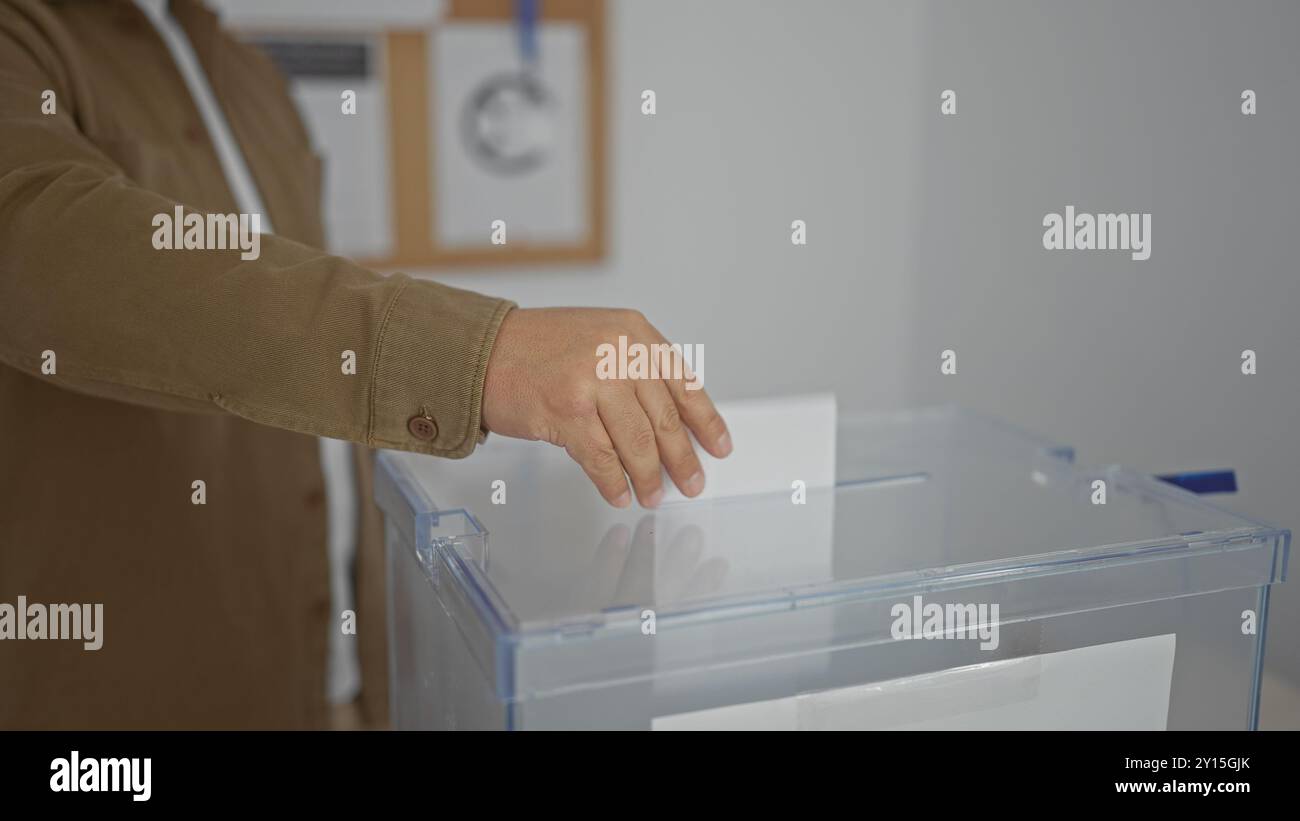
[[425, 0, 925, 412], [898, 0, 1300, 726], [408, 0, 1299, 724]]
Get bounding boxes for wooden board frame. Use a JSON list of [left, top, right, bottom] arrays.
[[365, 0, 607, 269]]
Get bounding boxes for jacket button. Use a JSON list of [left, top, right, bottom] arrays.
[[407, 414, 437, 441]]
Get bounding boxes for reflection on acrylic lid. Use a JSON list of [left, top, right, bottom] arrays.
[[377, 402, 1289, 633]]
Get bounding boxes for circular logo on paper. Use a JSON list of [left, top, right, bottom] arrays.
[[460, 71, 554, 176]]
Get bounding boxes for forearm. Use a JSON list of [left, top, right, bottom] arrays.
[[0, 87, 513, 457]]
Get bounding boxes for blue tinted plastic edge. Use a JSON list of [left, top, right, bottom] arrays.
[[374, 450, 439, 560], [375, 451, 521, 700], [1157, 469, 1238, 495]]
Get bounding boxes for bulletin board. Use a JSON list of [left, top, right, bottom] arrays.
[[373, 0, 607, 269]]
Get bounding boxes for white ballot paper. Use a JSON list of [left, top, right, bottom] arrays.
[[649, 393, 839, 696], [653, 634, 1177, 730], [660, 393, 838, 504]]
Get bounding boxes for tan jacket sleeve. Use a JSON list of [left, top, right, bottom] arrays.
[[0, 6, 514, 459]]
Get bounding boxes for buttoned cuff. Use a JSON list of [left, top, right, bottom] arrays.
[[367, 274, 514, 458]]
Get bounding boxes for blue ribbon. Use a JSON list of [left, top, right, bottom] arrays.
[[517, 0, 539, 66]]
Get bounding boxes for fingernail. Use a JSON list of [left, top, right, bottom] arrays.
[[613, 490, 631, 508], [644, 487, 664, 508], [717, 432, 733, 457], [684, 470, 705, 496]]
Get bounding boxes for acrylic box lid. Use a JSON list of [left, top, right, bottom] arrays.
[[375, 406, 1289, 680]]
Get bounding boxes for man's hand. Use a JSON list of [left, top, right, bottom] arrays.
[[481, 307, 731, 508]]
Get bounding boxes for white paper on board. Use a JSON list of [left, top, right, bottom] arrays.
[[432, 23, 590, 248], [292, 65, 395, 260]]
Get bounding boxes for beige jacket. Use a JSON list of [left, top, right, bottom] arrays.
[[0, 0, 513, 728]]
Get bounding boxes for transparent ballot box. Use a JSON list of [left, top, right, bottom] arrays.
[[375, 408, 1289, 730]]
